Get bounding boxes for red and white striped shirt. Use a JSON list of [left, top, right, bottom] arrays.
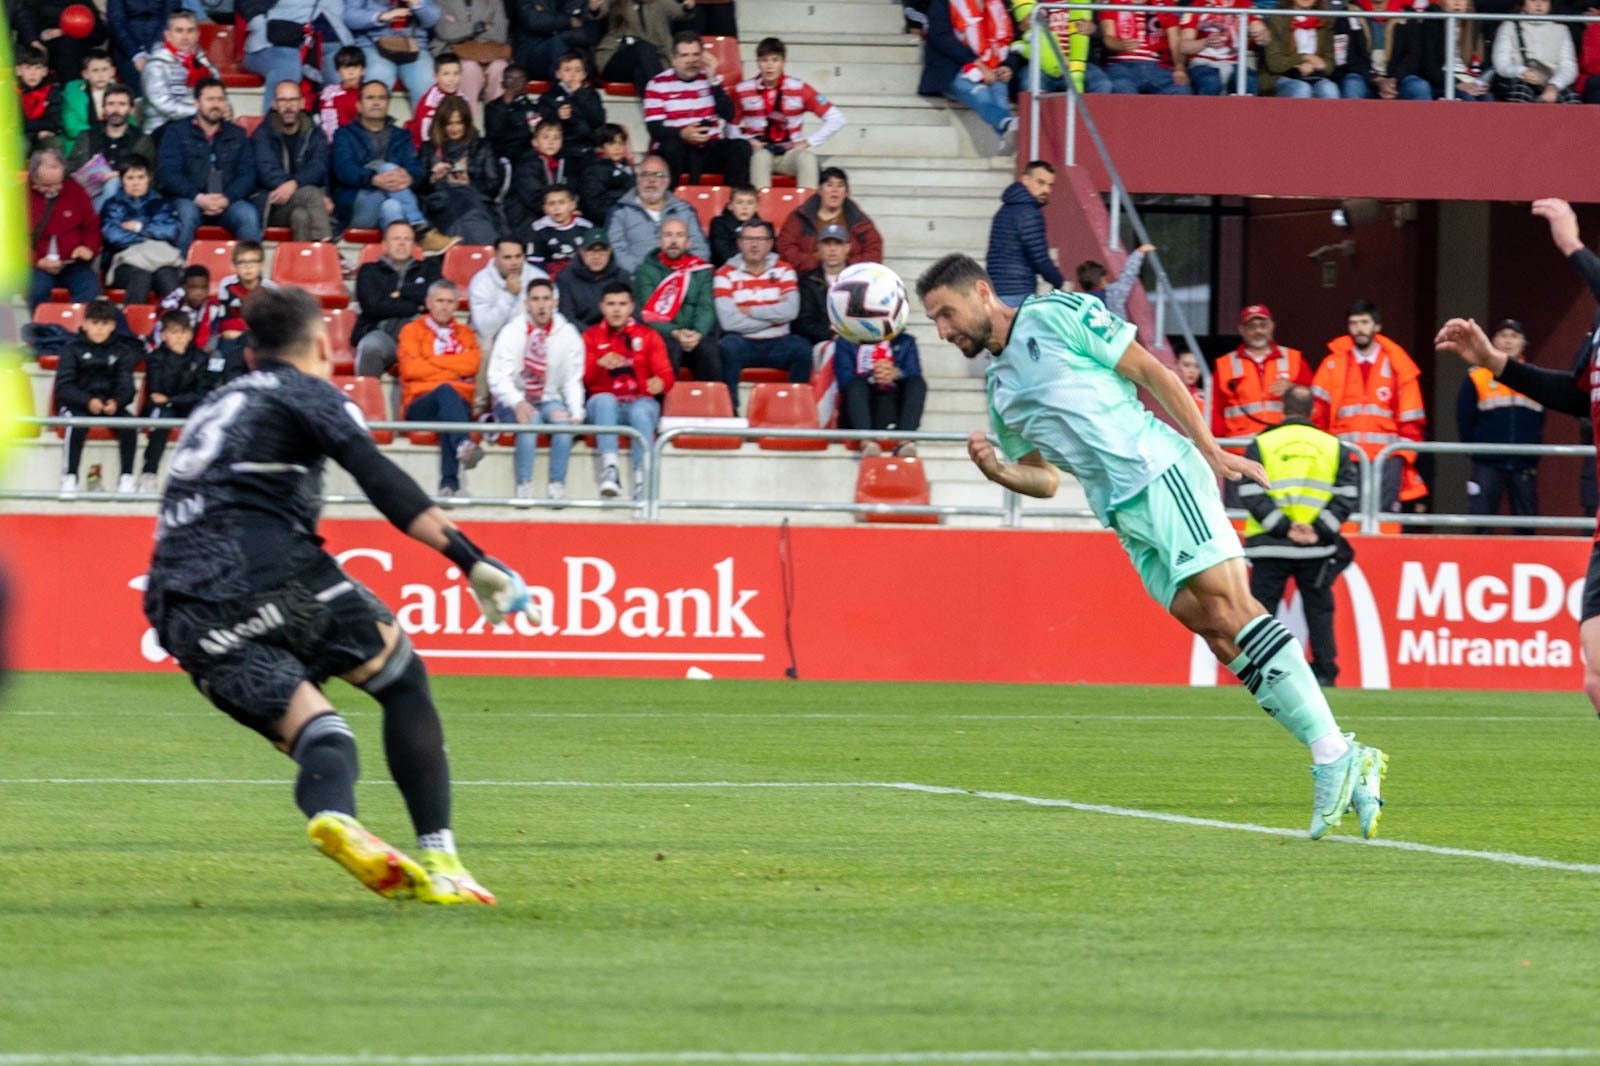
[[1101, 0, 1178, 66], [730, 75, 845, 148], [642, 71, 723, 139], [714, 254, 800, 341], [407, 85, 460, 149]]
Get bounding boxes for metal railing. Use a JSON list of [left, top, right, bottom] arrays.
[[1368, 440, 1597, 533]]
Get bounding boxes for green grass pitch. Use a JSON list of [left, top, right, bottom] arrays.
[[6, 672, 1600, 1063]]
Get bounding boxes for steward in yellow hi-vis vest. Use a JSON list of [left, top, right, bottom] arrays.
[[1238, 385, 1358, 688]]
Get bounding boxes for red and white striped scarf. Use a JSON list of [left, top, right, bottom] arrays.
[[948, 0, 1013, 71], [522, 319, 548, 401], [642, 252, 709, 324], [856, 340, 893, 376], [424, 315, 463, 356]]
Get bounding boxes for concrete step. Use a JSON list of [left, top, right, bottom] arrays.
[[740, 1, 907, 38], [874, 212, 992, 249], [816, 119, 963, 158], [780, 56, 923, 97]]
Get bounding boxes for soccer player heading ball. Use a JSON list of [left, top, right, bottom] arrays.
[[918, 254, 1387, 840], [142, 287, 539, 904]]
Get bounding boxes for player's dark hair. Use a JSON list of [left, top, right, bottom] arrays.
[[543, 183, 574, 201], [671, 29, 702, 51], [103, 82, 134, 104], [1077, 260, 1107, 291], [183, 264, 211, 283], [82, 298, 118, 324], [756, 37, 787, 58], [1348, 299, 1382, 323], [819, 166, 849, 187], [335, 45, 365, 69], [435, 51, 461, 70], [82, 48, 112, 68], [159, 310, 194, 332], [916, 254, 990, 300], [194, 76, 227, 99], [596, 122, 626, 144], [1282, 384, 1314, 419], [1023, 159, 1055, 175], [601, 280, 633, 298], [526, 277, 555, 295], [728, 184, 758, 200], [245, 287, 323, 364], [118, 153, 151, 176]]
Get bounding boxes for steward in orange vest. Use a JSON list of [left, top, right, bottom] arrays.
[[1212, 304, 1312, 448]]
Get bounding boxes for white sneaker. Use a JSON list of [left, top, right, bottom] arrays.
[[116, 473, 136, 494], [547, 481, 566, 504], [456, 438, 484, 470], [894, 442, 918, 459], [59, 474, 78, 499], [599, 464, 621, 498], [513, 481, 536, 506], [138, 472, 159, 493], [860, 441, 883, 459]]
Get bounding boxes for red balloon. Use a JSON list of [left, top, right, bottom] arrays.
[[59, 4, 95, 39]]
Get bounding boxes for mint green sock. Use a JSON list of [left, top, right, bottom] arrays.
[[1230, 615, 1341, 747]]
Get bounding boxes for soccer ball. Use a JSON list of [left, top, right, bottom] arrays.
[[827, 263, 909, 345]]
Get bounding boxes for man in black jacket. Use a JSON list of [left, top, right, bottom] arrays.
[[54, 298, 141, 496], [557, 228, 629, 329], [65, 83, 154, 212], [156, 79, 262, 249], [354, 221, 442, 376], [252, 80, 333, 242], [986, 161, 1064, 308]]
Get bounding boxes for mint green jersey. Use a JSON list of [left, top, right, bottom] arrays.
[[986, 291, 1191, 524]]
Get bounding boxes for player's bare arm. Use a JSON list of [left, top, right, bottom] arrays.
[[1533, 198, 1584, 256], [967, 430, 1060, 498], [1114, 341, 1268, 487], [1435, 318, 1507, 375]]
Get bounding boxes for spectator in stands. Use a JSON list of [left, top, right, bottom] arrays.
[[644, 31, 751, 188], [331, 81, 443, 247], [582, 280, 673, 499], [17, 46, 65, 152], [537, 51, 606, 169], [353, 220, 442, 375], [486, 65, 540, 164], [1175, 349, 1205, 406], [1262, 0, 1340, 98], [527, 184, 593, 277], [419, 94, 502, 246], [100, 155, 185, 306], [710, 184, 760, 268], [54, 298, 140, 497], [431, 0, 511, 111], [634, 217, 719, 381], [1011, 0, 1113, 94], [1312, 299, 1427, 513], [578, 123, 633, 226], [1099, 0, 1187, 95], [731, 37, 846, 192], [516, 0, 597, 80], [714, 218, 810, 415], [1213, 304, 1311, 442], [408, 50, 467, 148], [240, 0, 354, 106], [468, 234, 549, 355], [488, 276, 586, 502], [793, 223, 851, 348], [137, 311, 204, 491], [215, 241, 276, 355], [834, 331, 926, 457], [140, 11, 218, 138], [1456, 318, 1545, 532], [397, 278, 485, 497], [595, 0, 679, 94], [606, 154, 710, 272], [1076, 244, 1152, 321], [61, 48, 118, 148], [1380, 0, 1493, 99], [508, 120, 570, 233], [153, 264, 222, 353], [778, 167, 883, 276], [1175, 0, 1265, 95], [1582, 5, 1600, 102], [67, 83, 155, 211], [16, 0, 110, 87], [158, 79, 263, 249], [252, 79, 334, 242], [106, 0, 180, 89], [1326, 1, 1377, 98], [559, 228, 629, 328], [919, 0, 1018, 143], [318, 46, 367, 141], [27, 146, 101, 309], [344, 0, 442, 106], [987, 160, 1064, 308], [1492, 0, 1579, 101]]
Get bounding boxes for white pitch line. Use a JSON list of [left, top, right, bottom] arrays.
[[1, 778, 1595, 876], [0, 711, 1581, 723]]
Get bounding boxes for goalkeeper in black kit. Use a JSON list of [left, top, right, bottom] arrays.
[[143, 286, 536, 905]]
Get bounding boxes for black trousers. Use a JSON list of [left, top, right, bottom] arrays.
[[59, 401, 137, 478], [840, 376, 927, 434], [1467, 460, 1539, 534], [656, 135, 751, 188], [600, 39, 664, 95], [142, 399, 198, 474], [1249, 555, 1339, 687], [661, 331, 722, 383]]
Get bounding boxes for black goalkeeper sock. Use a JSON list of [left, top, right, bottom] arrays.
[[290, 712, 359, 818], [362, 642, 452, 838]]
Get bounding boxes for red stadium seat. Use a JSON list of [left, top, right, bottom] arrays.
[[759, 186, 811, 228], [441, 243, 494, 290], [235, 113, 264, 137], [701, 35, 743, 83], [271, 241, 350, 308], [740, 367, 790, 384], [602, 82, 637, 98], [199, 23, 263, 88], [332, 375, 393, 444], [676, 184, 728, 233], [663, 380, 740, 449], [264, 227, 293, 242], [855, 456, 938, 524], [526, 80, 551, 94], [123, 304, 158, 340], [34, 302, 85, 334], [746, 382, 825, 450], [358, 242, 423, 266], [321, 308, 358, 375], [186, 239, 238, 290], [343, 228, 382, 244]]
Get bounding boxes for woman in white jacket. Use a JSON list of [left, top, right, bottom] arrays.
[[488, 277, 586, 502], [1492, 0, 1580, 102]]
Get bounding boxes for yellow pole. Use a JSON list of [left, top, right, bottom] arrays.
[[0, 9, 30, 478]]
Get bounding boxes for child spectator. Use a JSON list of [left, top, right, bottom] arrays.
[[319, 47, 367, 142], [215, 241, 275, 349], [577, 123, 633, 228], [833, 331, 926, 458], [153, 265, 222, 352], [711, 184, 760, 267], [1076, 244, 1153, 321], [526, 184, 593, 279], [536, 51, 605, 172], [485, 64, 540, 164], [138, 312, 205, 492], [1491, 0, 1579, 102], [62, 48, 119, 148], [17, 46, 65, 151], [508, 120, 568, 231], [410, 51, 465, 148], [54, 298, 140, 497], [100, 155, 184, 306]]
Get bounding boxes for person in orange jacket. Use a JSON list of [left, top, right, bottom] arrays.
[[397, 278, 484, 497], [1312, 299, 1427, 515], [1213, 303, 1312, 506]]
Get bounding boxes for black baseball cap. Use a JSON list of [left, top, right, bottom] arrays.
[[1493, 318, 1526, 336]]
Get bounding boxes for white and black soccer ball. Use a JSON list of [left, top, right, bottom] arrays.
[[827, 263, 909, 345]]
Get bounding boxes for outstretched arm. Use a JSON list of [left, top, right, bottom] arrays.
[[1114, 341, 1268, 487], [1436, 317, 1588, 418]]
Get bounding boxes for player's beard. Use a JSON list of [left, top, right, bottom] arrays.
[[951, 308, 993, 359]]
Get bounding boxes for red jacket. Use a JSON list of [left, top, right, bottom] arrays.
[[582, 319, 675, 400], [30, 180, 100, 262]]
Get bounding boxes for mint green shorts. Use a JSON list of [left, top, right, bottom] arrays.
[[1108, 447, 1244, 610]]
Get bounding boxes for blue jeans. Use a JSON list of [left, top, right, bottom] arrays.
[[1106, 60, 1188, 95], [1275, 76, 1339, 99], [1339, 72, 1370, 98], [585, 392, 660, 470], [174, 197, 263, 251], [348, 162, 427, 229], [1189, 63, 1257, 96], [243, 45, 304, 110], [28, 261, 99, 308], [719, 333, 813, 415], [405, 383, 473, 490], [493, 398, 575, 485], [1022, 62, 1112, 94], [360, 45, 436, 106], [942, 73, 1013, 133], [1399, 75, 1435, 100]]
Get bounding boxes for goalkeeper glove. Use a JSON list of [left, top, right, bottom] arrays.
[[442, 527, 541, 626]]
